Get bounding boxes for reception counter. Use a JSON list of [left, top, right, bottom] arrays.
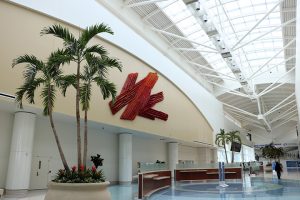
[[175, 167, 242, 181], [138, 170, 171, 199]]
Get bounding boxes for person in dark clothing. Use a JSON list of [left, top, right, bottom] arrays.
[[274, 161, 283, 179]]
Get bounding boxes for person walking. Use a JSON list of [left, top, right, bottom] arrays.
[[274, 161, 283, 179]]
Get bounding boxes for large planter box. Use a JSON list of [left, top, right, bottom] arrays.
[[45, 181, 111, 200]]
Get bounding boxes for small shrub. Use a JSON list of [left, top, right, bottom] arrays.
[[53, 165, 105, 183]]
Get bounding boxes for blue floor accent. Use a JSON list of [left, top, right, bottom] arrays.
[[108, 177, 300, 200], [109, 184, 138, 200], [150, 177, 300, 200]]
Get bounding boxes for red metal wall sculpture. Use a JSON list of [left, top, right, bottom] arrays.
[[109, 72, 168, 121]]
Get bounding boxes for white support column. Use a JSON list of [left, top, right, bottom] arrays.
[[168, 142, 178, 178], [5, 112, 36, 197], [119, 133, 132, 184]]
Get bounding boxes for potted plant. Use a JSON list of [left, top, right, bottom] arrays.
[[13, 23, 122, 200]]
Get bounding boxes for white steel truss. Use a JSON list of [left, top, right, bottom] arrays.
[[232, 0, 285, 49], [124, 0, 298, 132], [125, 0, 169, 7], [264, 93, 295, 116]]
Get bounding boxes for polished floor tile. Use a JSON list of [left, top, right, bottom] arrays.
[[3, 171, 300, 200]]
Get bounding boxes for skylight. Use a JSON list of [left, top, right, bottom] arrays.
[[156, 0, 233, 77], [205, 0, 285, 78], [156, 0, 286, 82]]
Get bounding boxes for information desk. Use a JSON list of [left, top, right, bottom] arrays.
[[138, 170, 171, 199], [175, 167, 242, 181]]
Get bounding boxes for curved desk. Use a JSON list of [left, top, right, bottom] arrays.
[[138, 170, 171, 199]]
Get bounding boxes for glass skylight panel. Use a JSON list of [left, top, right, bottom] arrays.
[[155, 0, 286, 83]]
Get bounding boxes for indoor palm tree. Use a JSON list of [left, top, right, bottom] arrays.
[[215, 129, 230, 163], [12, 51, 70, 171], [62, 54, 121, 167], [261, 142, 284, 161], [227, 130, 241, 163], [41, 23, 122, 168]]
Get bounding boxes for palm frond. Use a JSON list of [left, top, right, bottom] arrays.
[[99, 56, 122, 72], [13, 55, 44, 81], [41, 24, 76, 46], [83, 45, 107, 57], [80, 83, 91, 111], [93, 77, 117, 100], [15, 78, 44, 107], [12, 54, 44, 69], [82, 65, 96, 81], [41, 84, 56, 115], [47, 49, 73, 68], [15, 86, 27, 109], [79, 23, 113, 48], [58, 74, 77, 96]]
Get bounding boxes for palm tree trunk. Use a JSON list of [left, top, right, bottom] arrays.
[[48, 86, 69, 171], [49, 111, 70, 171], [224, 144, 228, 163], [83, 109, 88, 168], [76, 60, 82, 169], [231, 151, 234, 163]]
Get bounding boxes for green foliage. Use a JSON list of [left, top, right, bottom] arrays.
[[261, 143, 284, 160], [14, 22, 122, 177], [215, 129, 242, 163], [215, 129, 230, 147], [12, 53, 63, 114], [53, 167, 105, 183], [227, 130, 241, 144]]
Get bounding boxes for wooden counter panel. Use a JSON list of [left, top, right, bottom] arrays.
[[138, 170, 171, 199], [175, 168, 242, 181]]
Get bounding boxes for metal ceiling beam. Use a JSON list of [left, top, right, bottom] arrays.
[[197, 72, 237, 81], [142, 0, 177, 21], [162, 14, 193, 31], [248, 38, 296, 80], [270, 109, 298, 124], [126, 0, 169, 8], [189, 61, 236, 79], [149, 27, 217, 51], [258, 67, 295, 96], [264, 93, 295, 116], [232, 0, 284, 49], [233, 18, 296, 51], [267, 99, 296, 117], [256, 86, 272, 132], [207, 81, 250, 98], [227, 109, 260, 124], [269, 105, 297, 123], [251, 55, 296, 79], [185, 0, 254, 95], [272, 113, 298, 130], [174, 48, 218, 54], [223, 103, 257, 118]]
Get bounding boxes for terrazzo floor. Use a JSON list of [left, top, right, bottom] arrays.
[[3, 170, 300, 200]]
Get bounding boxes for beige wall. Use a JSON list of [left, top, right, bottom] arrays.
[[31, 116, 119, 185], [0, 1, 213, 144], [132, 137, 167, 175]]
